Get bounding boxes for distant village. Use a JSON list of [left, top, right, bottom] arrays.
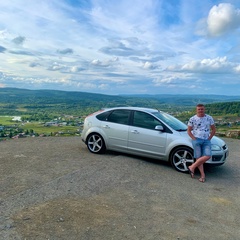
[[1, 115, 240, 140], [0, 115, 84, 140]]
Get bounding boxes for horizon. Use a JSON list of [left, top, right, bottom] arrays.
[[1, 1, 240, 95], [1, 86, 240, 97]]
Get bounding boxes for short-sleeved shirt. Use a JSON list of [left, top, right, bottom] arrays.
[[188, 114, 214, 140]]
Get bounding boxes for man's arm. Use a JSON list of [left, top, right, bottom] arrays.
[[208, 124, 216, 140], [187, 125, 196, 140]]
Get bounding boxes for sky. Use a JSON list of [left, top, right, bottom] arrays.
[[0, 0, 240, 96]]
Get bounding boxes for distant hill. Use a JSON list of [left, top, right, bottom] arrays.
[[0, 87, 123, 105], [205, 101, 240, 115], [120, 93, 240, 105], [0, 87, 239, 115]]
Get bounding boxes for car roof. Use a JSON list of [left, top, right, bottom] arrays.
[[102, 106, 159, 113]]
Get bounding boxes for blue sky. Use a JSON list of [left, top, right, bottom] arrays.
[[0, 0, 240, 95]]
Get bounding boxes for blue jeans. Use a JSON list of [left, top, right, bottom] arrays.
[[192, 138, 211, 159]]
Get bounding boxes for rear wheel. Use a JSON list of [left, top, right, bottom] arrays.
[[87, 133, 106, 154], [170, 147, 194, 172]]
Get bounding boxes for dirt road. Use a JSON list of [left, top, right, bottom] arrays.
[[0, 137, 239, 239]]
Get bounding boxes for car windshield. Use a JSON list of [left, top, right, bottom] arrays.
[[152, 111, 187, 131]]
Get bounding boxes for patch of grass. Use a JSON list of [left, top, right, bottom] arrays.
[[216, 125, 240, 132], [21, 122, 80, 135], [0, 116, 15, 125]]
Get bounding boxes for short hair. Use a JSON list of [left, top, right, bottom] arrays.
[[196, 104, 205, 108]]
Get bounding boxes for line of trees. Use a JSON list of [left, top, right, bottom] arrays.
[[205, 102, 240, 115]]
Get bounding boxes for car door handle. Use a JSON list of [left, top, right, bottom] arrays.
[[131, 130, 139, 134], [102, 125, 110, 129]]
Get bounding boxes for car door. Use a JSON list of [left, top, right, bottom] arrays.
[[101, 109, 130, 151], [128, 111, 167, 158]]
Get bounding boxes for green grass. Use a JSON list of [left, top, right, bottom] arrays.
[[0, 116, 14, 125], [0, 116, 81, 136], [216, 125, 240, 133], [21, 122, 80, 135]]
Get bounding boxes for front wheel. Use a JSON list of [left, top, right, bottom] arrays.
[[170, 147, 194, 172], [86, 133, 106, 154]]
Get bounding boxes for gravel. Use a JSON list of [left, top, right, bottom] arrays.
[[0, 136, 239, 240]]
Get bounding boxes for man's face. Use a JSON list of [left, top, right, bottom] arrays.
[[196, 106, 205, 117]]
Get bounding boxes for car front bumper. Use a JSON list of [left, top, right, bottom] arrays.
[[206, 144, 229, 166]]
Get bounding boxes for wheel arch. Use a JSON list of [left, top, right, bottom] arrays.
[[85, 128, 109, 148], [86, 132, 107, 154], [168, 144, 193, 162], [168, 145, 194, 172]]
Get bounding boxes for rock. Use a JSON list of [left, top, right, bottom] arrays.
[[226, 130, 240, 138]]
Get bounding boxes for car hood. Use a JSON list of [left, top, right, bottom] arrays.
[[211, 136, 226, 146], [178, 131, 226, 146]]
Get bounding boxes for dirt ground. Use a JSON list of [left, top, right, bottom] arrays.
[[0, 136, 239, 240]]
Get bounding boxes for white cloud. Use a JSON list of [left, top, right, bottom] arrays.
[[207, 3, 240, 37], [168, 56, 236, 73], [70, 66, 85, 73], [153, 73, 193, 86], [0, 1, 240, 95], [143, 61, 156, 70], [234, 64, 240, 73], [91, 59, 101, 65], [91, 59, 110, 67], [47, 63, 65, 71]]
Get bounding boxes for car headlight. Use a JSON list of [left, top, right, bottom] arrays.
[[211, 144, 222, 151]]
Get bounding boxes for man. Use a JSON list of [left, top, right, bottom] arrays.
[[187, 104, 216, 183]]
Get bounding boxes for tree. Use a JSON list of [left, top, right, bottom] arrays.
[[9, 131, 13, 138]]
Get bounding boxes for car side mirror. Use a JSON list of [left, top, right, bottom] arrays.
[[155, 125, 164, 131]]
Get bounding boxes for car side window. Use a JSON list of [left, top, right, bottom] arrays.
[[107, 110, 130, 125], [133, 111, 161, 130], [96, 111, 111, 121]]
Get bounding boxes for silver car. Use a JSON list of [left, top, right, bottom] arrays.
[[81, 107, 228, 172]]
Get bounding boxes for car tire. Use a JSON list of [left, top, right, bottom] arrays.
[[86, 133, 106, 154], [170, 147, 194, 172]]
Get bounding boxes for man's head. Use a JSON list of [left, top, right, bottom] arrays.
[[196, 104, 205, 117]]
